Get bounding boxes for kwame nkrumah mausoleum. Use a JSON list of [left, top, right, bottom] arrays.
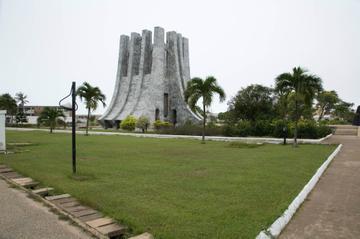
[[99, 26, 201, 128]]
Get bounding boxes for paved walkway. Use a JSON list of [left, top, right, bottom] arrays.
[[0, 179, 91, 239], [280, 135, 360, 239]]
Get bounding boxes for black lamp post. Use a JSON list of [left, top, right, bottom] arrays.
[[59, 82, 77, 174]]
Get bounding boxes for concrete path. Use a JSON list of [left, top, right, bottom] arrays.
[[0, 179, 92, 239], [280, 135, 360, 239]]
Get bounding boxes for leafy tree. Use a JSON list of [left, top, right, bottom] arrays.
[[184, 76, 225, 143], [76, 82, 106, 135], [316, 90, 339, 121], [228, 84, 275, 122], [275, 67, 323, 146], [333, 100, 355, 123], [15, 92, 28, 112], [120, 115, 137, 131], [0, 93, 17, 123], [136, 115, 150, 133], [37, 107, 65, 133]]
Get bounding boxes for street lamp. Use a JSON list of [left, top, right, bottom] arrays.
[[59, 82, 78, 174]]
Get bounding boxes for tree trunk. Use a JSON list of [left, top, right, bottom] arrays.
[[50, 127, 53, 133], [318, 106, 325, 121], [294, 100, 299, 147], [202, 103, 206, 143], [86, 107, 90, 136]]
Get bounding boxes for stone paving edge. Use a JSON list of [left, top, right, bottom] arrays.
[[255, 143, 343, 239]]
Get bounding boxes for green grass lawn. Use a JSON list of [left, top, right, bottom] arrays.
[[1, 130, 336, 239]]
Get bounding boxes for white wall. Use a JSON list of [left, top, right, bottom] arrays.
[[0, 110, 6, 151]]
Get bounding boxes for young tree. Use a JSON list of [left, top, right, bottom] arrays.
[[275, 67, 323, 146], [76, 82, 106, 135], [316, 90, 339, 121], [37, 107, 65, 133], [136, 115, 150, 133], [184, 76, 225, 143]]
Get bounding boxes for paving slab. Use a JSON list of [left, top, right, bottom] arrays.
[[129, 232, 154, 239], [280, 135, 360, 239], [32, 187, 54, 196], [52, 197, 78, 205], [1, 171, 23, 179], [46, 194, 71, 201], [77, 212, 103, 223], [96, 223, 126, 237], [0, 167, 13, 173], [86, 217, 114, 228], [65, 205, 90, 213], [71, 209, 98, 218], [60, 201, 81, 208]]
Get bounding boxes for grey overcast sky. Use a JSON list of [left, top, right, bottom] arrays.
[[0, 0, 359, 114]]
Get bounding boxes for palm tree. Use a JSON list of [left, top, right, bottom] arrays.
[[184, 76, 225, 143], [38, 107, 65, 133], [15, 92, 28, 112], [275, 67, 323, 146], [76, 82, 106, 135]]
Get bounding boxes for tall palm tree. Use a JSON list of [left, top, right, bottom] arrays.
[[76, 82, 106, 135], [15, 92, 28, 112], [275, 67, 323, 146], [184, 76, 225, 143], [38, 107, 65, 133]]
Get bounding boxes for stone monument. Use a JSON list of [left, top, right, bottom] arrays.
[[0, 110, 6, 151], [99, 26, 201, 128]]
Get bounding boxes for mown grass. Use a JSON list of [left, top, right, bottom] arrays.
[[1, 130, 336, 238]]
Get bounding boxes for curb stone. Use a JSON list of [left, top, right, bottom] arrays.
[[255, 144, 342, 238]]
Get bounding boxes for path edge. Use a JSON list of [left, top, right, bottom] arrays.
[[256, 143, 343, 239], [0, 173, 108, 239]]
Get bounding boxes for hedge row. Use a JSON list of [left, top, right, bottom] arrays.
[[158, 120, 333, 139]]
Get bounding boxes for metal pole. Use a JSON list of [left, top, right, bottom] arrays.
[[71, 82, 76, 174]]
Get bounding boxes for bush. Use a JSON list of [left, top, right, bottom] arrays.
[[222, 119, 331, 139], [272, 120, 291, 138], [156, 120, 224, 136], [136, 115, 150, 133], [120, 115, 137, 131], [252, 120, 274, 136], [153, 120, 172, 131], [296, 120, 318, 139], [235, 120, 252, 137]]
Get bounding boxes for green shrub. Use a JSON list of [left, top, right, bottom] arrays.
[[235, 120, 252, 137], [296, 120, 318, 139], [316, 124, 333, 138], [120, 115, 137, 131], [272, 120, 291, 138], [252, 120, 274, 136], [153, 120, 172, 130], [136, 115, 150, 133]]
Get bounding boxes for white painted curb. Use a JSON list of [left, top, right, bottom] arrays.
[[256, 144, 342, 239], [6, 128, 332, 144]]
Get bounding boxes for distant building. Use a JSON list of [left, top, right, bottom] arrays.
[[22, 105, 70, 124]]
